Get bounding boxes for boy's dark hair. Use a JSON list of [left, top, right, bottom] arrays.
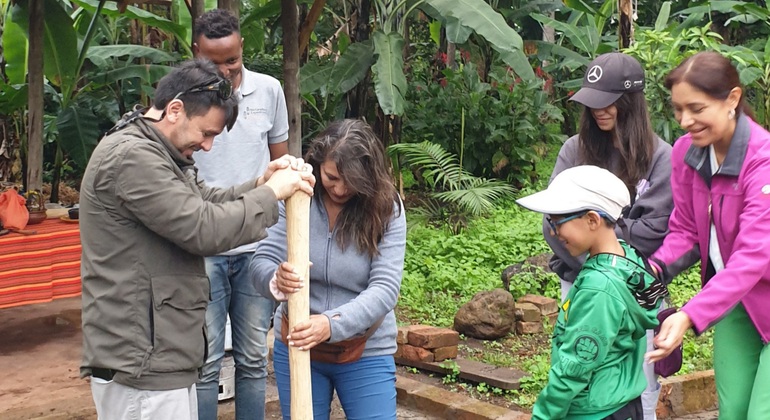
[[153, 59, 237, 127], [193, 9, 240, 41]]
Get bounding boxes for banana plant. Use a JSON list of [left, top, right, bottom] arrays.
[[6, 0, 178, 201], [300, 0, 534, 117]]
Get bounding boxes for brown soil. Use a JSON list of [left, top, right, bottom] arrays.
[[396, 332, 551, 411]]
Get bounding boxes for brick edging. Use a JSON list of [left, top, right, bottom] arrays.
[[657, 370, 717, 419], [396, 375, 531, 420]]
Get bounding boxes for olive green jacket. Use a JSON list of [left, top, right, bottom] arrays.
[[79, 114, 278, 390]]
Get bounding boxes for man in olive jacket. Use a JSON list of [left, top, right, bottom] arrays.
[[79, 59, 314, 420]]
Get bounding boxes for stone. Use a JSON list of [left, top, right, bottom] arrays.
[[400, 344, 434, 362], [408, 327, 459, 349], [516, 321, 543, 335], [517, 294, 558, 315], [432, 345, 458, 362], [515, 302, 541, 322], [453, 288, 516, 340]]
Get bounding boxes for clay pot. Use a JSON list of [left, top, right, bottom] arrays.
[[27, 210, 47, 225]]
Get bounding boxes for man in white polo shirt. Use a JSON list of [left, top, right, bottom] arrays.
[[191, 9, 288, 420]]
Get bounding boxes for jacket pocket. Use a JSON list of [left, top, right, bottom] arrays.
[[148, 275, 209, 373]]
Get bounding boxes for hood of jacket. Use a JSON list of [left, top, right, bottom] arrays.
[[581, 241, 663, 338]]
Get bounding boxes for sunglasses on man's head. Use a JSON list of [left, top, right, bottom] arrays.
[[174, 78, 233, 101]]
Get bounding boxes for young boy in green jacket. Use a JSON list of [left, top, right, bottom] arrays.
[[517, 165, 667, 420]]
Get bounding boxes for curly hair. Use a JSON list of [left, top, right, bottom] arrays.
[[305, 119, 402, 258], [193, 9, 240, 41]]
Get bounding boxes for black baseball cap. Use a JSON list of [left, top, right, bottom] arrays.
[[569, 53, 645, 109]]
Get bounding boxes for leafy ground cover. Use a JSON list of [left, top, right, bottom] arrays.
[[396, 192, 714, 409]]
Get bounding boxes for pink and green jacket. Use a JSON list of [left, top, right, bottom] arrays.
[[650, 115, 770, 344]]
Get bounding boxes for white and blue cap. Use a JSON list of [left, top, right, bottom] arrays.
[[516, 165, 630, 221], [570, 52, 645, 109]]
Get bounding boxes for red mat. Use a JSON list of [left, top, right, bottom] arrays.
[[0, 218, 81, 309]]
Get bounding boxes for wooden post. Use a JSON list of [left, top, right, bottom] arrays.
[[26, 0, 44, 192], [285, 191, 312, 419], [282, 0, 302, 157]]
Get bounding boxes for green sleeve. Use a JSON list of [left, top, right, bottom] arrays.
[[531, 288, 625, 419]]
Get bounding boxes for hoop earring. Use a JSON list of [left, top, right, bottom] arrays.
[[729, 109, 736, 120]]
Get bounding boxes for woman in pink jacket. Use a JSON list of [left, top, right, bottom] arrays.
[[647, 51, 770, 418]]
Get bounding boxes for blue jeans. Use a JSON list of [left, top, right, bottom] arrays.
[[273, 341, 397, 420], [197, 254, 275, 420]]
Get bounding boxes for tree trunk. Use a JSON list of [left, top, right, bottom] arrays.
[[27, 0, 44, 195], [299, 0, 326, 56], [618, 0, 633, 49], [218, 0, 239, 18], [345, 0, 371, 118], [283, 0, 302, 157], [191, 0, 205, 28]]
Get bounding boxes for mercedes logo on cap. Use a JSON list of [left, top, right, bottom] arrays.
[[586, 65, 603, 83], [624, 80, 632, 89]]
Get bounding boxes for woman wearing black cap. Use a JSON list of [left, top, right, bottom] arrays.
[[544, 52, 673, 420]]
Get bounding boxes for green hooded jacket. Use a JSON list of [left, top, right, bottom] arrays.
[[532, 241, 662, 419]]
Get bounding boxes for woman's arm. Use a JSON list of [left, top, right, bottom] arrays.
[[649, 138, 701, 282], [323, 203, 407, 342], [250, 202, 288, 299], [617, 139, 673, 257]]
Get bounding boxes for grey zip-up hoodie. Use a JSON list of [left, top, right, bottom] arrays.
[[80, 114, 279, 390], [546, 135, 673, 283], [251, 197, 406, 356]]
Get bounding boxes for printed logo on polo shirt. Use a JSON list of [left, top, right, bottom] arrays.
[[243, 107, 268, 117], [586, 65, 603, 83], [762, 185, 770, 195]]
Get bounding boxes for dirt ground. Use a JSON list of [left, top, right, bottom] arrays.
[[0, 298, 91, 419], [0, 297, 436, 420]]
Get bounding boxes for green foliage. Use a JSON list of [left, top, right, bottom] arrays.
[[513, 352, 551, 407], [403, 63, 563, 184], [624, 23, 723, 143], [389, 141, 515, 232], [439, 359, 461, 384], [422, 0, 534, 80], [399, 201, 554, 326]]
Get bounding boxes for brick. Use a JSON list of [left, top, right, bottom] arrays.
[[394, 344, 403, 358], [517, 294, 558, 315], [432, 345, 458, 362], [516, 302, 541, 322], [408, 327, 460, 349], [657, 370, 717, 418], [545, 312, 559, 327], [515, 321, 543, 335], [400, 344, 434, 362], [398, 325, 431, 344]]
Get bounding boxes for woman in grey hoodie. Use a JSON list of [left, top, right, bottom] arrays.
[[546, 52, 673, 420], [251, 119, 406, 419]]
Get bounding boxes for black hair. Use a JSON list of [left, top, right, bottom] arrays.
[[153, 59, 237, 126], [193, 9, 240, 41]]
